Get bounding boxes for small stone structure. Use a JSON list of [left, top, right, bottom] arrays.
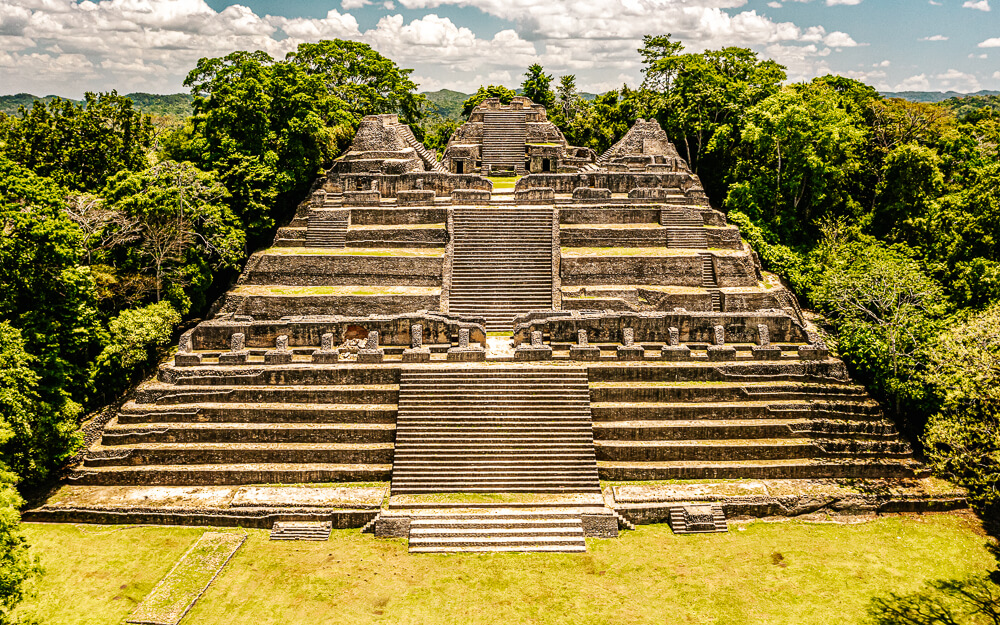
[[357, 331, 384, 363], [569, 328, 601, 361], [446, 328, 486, 362], [707, 325, 737, 362], [616, 327, 645, 361], [264, 334, 293, 365], [402, 323, 431, 363], [515, 330, 554, 361], [218, 333, 248, 365]]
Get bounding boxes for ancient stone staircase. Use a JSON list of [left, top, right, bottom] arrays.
[[449, 207, 554, 332], [399, 123, 449, 174], [270, 521, 332, 541], [306, 215, 348, 248], [71, 366, 397, 485], [662, 209, 708, 249], [482, 111, 527, 173], [668, 505, 727, 534], [589, 364, 921, 480], [391, 368, 601, 494], [700, 253, 722, 312], [408, 512, 587, 553]]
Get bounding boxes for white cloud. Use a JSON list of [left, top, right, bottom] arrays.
[[929, 0, 942, 4], [963, 0, 990, 10], [826, 0, 863, 5], [341, 0, 370, 9], [874, 59, 890, 67], [895, 74, 930, 91], [767, 1, 782, 6], [921, 34, 948, 41], [980, 37, 1000, 47], [936, 68, 981, 91], [993, 71, 1000, 79], [823, 31, 860, 47]]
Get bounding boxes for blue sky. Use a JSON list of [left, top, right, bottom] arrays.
[[0, 0, 997, 97]]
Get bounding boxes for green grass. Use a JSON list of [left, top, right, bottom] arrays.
[[488, 176, 519, 190], [16, 514, 995, 624]]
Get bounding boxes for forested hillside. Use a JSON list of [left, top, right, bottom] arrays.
[[1, 36, 999, 621], [0, 92, 193, 117]]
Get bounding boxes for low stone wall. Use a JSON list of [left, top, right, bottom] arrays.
[[560, 208, 660, 224], [239, 253, 443, 287], [22, 507, 379, 529], [346, 227, 446, 248], [350, 207, 448, 225], [219, 292, 441, 320], [512, 310, 811, 345], [332, 172, 492, 197], [517, 172, 695, 194], [561, 254, 758, 287], [189, 312, 486, 350]]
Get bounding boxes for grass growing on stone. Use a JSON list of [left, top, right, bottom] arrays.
[[128, 532, 245, 625], [18, 513, 995, 625]]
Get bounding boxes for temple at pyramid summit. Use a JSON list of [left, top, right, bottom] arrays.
[[33, 98, 958, 553]]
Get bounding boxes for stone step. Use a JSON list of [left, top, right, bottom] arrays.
[[118, 403, 398, 424], [270, 521, 332, 541], [102, 422, 396, 445], [68, 462, 392, 485], [597, 458, 922, 480], [84, 442, 394, 467]]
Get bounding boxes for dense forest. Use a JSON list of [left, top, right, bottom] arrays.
[[1, 35, 998, 623]]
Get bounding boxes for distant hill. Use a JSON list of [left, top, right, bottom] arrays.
[[881, 90, 1000, 103], [0, 92, 192, 117], [421, 87, 601, 121], [421, 89, 468, 120]]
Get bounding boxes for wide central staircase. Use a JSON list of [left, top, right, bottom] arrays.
[[482, 111, 527, 173], [391, 368, 601, 494], [448, 207, 554, 332]]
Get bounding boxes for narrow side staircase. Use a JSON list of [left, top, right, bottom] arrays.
[[662, 208, 708, 249], [270, 521, 332, 541], [306, 214, 348, 248], [448, 207, 554, 331], [700, 253, 722, 312], [391, 367, 601, 494], [399, 123, 449, 174]]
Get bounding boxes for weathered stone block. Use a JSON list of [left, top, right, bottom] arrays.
[[514, 187, 555, 203], [174, 353, 202, 366], [264, 334, 293, 364], [752, 346, 783, 361], [343, 190, 381, 206], [447, 327, 486, 361], [402, 322, 431, 362], [572, 187, 612, 200], [683, 505, 716, 532], [628, 187, 669, 200], [358, 330, 384, 363], [660, 345, 691, 361], [375, 516, 410, 538], [218, 352, 248, 365], [707, 345, 737, 361], [581, 514, 619, 538], [397, 189, 435, 206], [311, 350, 339, 364], [515, 330, 553, 361], [798, 345, 829, 360], [451, 189, 491, 205], [570, 345, 601, 360]]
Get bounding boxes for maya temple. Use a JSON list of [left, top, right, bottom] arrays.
[[29, 97, 960, 552]]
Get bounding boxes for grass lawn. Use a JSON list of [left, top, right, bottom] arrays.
[[17, 513, 995, 625]]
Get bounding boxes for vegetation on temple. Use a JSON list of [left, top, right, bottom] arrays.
[[1, 34, 999, 619]]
